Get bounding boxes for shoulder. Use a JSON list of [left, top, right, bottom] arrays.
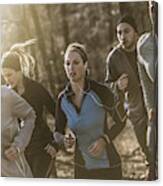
[[1, 86, 26, 108], [56, 89, 67, 106], [89, 79, 114, 106], [1, 85, 9, 94], [90, 79, 108, 91], [1, 86, 11, 101], [137, 32, 157, 64], [25, 77, 42, 88], [137, 32, 152, 47], [1, 85, 18, 98], [106, 44, 122, 64], [57, 90, 65, 100], [137, 32, 156, 53], [24, 77, 48, 93]]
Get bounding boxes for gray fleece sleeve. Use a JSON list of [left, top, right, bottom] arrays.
[[137, 62, 154, 111], [10, 89, 36, 151]]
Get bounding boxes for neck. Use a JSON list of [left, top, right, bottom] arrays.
[[121, 35, 138, 52], [71, 78, 85, 95], [122, 44, 136, 52], [16, 74, 25, 95]]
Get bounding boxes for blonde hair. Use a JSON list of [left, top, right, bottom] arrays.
[[2, 39, 37, 78]]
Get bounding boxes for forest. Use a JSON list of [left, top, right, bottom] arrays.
[[0, 1, 151, 96]]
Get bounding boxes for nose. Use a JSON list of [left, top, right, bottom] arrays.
[[5, 76, 13, 84], [120, 32, 125, 40], [69, 63, 74, 71], [4, 76, 9, 83]]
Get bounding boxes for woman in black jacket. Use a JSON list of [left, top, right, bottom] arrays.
[[1, 42, 57, 178], [54, 42, 126, 179]]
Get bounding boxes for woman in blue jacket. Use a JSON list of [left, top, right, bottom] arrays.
[[54, 42, 125, 179]]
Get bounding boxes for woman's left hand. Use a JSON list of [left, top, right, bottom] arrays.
[[88, 138, 106, 157]]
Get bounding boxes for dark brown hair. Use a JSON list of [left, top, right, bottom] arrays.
[[64, 42, 88, 64]]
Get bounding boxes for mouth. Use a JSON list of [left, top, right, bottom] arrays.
[[121, 40, 127, 46], [8, 81, 15, 86], [69, 72, 76, 78]]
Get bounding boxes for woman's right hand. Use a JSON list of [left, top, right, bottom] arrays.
[[88, 138, 107, 158]]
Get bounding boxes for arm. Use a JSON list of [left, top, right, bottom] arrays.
[[88, 83, 126, 157], [105, 51, 126, 102], [91, 81, 126, 141], [137, 33, 157, 82], [137, 33, 157, 120], [53, 93, 67, 149], [11, 89, 36, 152], [37, 83, 55, 141], [38, 84, 60, 156], [39, 84, 56, 117], [137, 62, 154, 119]]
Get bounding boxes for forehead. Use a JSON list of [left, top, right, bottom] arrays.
[[117, 23, 135, 32], [65, 50, 83, 61]]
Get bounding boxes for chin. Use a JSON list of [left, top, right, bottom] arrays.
[[123, 45, 133, 51], [70, 78, 80, 83], [70, 79, 77, 83], [121, 44, 127, 49]]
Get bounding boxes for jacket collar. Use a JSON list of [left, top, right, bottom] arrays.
[[64, 78, 91, 97]]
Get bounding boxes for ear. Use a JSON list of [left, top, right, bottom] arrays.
[[84, 62, 88, 70]]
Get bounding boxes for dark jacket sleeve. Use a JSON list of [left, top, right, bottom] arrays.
[[34, 82, 57, 147], [55, 93, 67, 134], [105, 50, 118, 83], [52, 93, 67, 150], [105, 48, 125, 105], [91, 80, 126, 140]]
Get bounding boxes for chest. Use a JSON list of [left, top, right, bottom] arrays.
[[113, 51, 140, 88], [61, 91, 106, 133], [71, 93, 83, 111]]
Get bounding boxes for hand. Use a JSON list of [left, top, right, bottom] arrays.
[[44, 144, 57, 159], [4, 146, 18, 161], [64, 133, 76, 149], [117, 73, 128, 91], [88, 138, 106, 158]]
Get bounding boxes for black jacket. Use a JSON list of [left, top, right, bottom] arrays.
[[20, 77, 56, 154]]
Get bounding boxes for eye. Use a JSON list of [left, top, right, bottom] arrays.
[[65, 61, 70, 66], [124, 28, 130, 34], [73, 60, 80, 65], [117, 30, 122, 35]]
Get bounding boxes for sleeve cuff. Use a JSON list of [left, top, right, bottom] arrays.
[[101, 134, 110, 144]]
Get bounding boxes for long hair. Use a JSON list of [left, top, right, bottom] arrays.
[[1, 38, 37, 78]]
